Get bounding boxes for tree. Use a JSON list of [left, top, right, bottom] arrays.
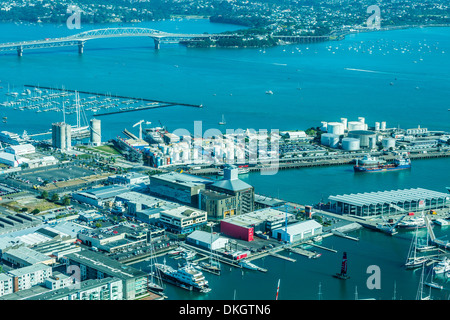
[[62, 196, 71, 206], [51, 193, 60, 202], [41, 190, 48, 199], [31, 208, 40, 215]]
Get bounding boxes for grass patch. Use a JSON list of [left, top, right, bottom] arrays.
[[94, 145, 122, 155]]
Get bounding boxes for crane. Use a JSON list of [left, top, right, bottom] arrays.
[[133, 120, 151, 140]]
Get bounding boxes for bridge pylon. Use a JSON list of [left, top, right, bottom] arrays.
[[78, 41, 84, 54], [153, 38, 160, 50]]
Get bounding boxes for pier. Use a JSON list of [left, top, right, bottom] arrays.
[[287, 247, 320, 259]]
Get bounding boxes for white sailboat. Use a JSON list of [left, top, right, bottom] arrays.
[[198, 229, 221, 275], [405, 227, 429, 269], [219, 114, 226, 125], [148, 244, 165, 293], [416, 263, 432, 300]]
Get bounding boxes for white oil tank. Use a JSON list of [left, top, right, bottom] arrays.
[[341, 138, 360, 151], [347, 121, 365, 131], [321, 133, 340, 147], [326, 122, 345, 135], [321, 122, 328, 132], [358, 117, 365, 124], [375, 122, 380, 131], [381, 121, 387, 131], [340, 118, 348, 130], [382, 137, 396, 150]]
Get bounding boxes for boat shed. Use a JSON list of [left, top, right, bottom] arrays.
[[271, 220, 322, 243], [186, 230, 229, 251], [329, 188, 450, 217]]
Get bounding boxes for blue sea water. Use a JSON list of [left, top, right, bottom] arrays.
[[0, 20, 449, 300]]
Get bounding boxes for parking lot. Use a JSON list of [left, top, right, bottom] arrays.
[[19, 164, 98, 186]]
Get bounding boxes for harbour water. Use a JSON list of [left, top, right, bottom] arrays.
[[0, 20, 449, 300]]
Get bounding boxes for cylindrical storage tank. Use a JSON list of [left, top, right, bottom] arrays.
[[326, 122, 345, 135], [348, 130, 377, 148], [321, 133, 340, 147], [381, 121, 386, 131], [375, 122, 380, 131], [340, 118, 348, 130], [382, 137, 396, 150], [90, 118, 101, 146], [347, 121, 365, 131], [321, 122, 328, 132], [341, 137, 360, 151], [368, 136, 377, 149], [358, 117, 365, 124]]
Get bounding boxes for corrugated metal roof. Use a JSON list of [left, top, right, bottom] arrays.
[[329, 188, 449, 207]]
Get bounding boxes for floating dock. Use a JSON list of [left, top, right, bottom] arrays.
[[268, 251, 297, 262], [287, 247, 321, 259]]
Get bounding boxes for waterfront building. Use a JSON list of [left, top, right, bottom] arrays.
[[4, 143, 35, 156], [186, 230, 229, 251], [158, 205, 208, 234], [220, 207, 296, 241], [208, 166, 255, 216], [329, 188, 450, 217], [0, 131, 23, 146], [199, 189, 238, 220], [271, 220, 322, 243], [60, 250, 147, 300], [149, 171, 213, 207], [254, 194, 286, 210], [0, 152, 24, 167]]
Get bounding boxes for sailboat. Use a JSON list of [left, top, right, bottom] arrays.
[[416, 262, 432, 300], [198, 229, 221, 275], [424, 267, 443, 290], [405, 227, 429, 269], [219, 114, 226, 125], [333, 252, 350, 280], [147, 244, 165, 293]]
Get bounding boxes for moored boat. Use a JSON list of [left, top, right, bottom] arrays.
[[155, 261, 211, 293]]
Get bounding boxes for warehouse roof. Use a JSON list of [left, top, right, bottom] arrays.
[[151, 172, 213, 188], [329, 188, 449, 207], [273, 220, 322, 235]]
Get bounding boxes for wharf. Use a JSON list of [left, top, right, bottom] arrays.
[[268, 251, 297, 262], [305, 241, 338, 253], [287, 247, 321, 259]]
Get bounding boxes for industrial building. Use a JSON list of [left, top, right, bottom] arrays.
[[1, 246, 56, 267], [60, 250, 148, 300], [107, 172, 150, 186], [271, 220, 323, 243], [72, 185, 129, 208], [220, 207, 295, 241], [52, 122, 72, 151], [208, 167, 255, 216], [186, 230, 229, 251], [329, 188, 450, 217], [149, 171, 213, 207], [90, 118, 101, 146], [6, 263, 53, 292], [4, 144, 35, 156]]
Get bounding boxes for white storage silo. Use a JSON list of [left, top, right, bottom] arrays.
[[321, 122, 328, 132], [326, 122, 345, 135], [348, 130, 377, 148], [342, 138, 360, 151], [358, 117, 365, 124], [90, 118, 101, 146], [375, 122, 380, 131], [381, 121, 387, 131], [347, 121, 365, 131], [368, 136, 377, 149], [382, 137, 396, 150], [321, 133, 340, 148], [340, 118, 348, 130]]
